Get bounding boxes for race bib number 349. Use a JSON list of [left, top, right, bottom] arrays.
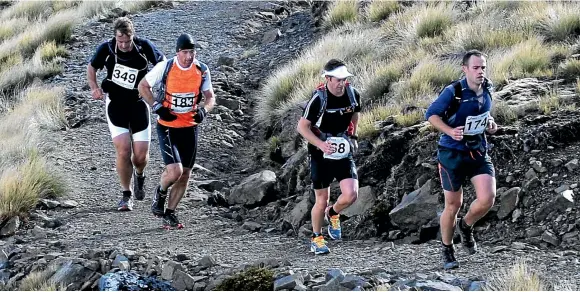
[[323, 137, 350, 160], [464, 111, 489, 135], [111, 64, 137, 89]]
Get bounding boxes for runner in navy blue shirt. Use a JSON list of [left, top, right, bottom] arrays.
[[425, 50, 498, 270]]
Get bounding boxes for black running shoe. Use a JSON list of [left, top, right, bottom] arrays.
[[457, 218, 477, 255], [151, 186, 166, 217], [163, 213, 183, 230], [133, 171, 146, 201], [441, 244, 459, 270]]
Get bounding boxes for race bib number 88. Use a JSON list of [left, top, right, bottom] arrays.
[[111, 64, 137, 89], [464, 111, 489, 135], [323, 137, 350, 160]]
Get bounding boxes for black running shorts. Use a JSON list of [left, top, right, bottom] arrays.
[[156, 122, 198, 168], [310, 155, 358, 190], [106, 97, 150, 141], [437, 146, 495, 192]]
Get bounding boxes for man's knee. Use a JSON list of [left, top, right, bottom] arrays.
[[165, 164, 183, 182], [115, 146, 131, 161], [479, 193, 496, 210], [313, 190, 329, 205], [343, 189, 358, 205], [133, 152, 149, 166], [444, 196, 462, 214], [176, 170, 191, 184]]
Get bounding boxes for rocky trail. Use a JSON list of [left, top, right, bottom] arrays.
[[1, 1, 578, 291]]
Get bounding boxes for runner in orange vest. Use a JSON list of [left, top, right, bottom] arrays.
[[138, 33, 215, 229]]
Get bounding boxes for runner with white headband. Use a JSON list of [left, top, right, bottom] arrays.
[[297, 59, 362, 255]]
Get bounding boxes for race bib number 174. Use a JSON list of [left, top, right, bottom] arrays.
[[111, 64, 137, 89], [464, 111, 489, 135], [323, 137, 350, 160]]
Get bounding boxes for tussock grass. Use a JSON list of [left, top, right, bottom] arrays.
[[456, 26, 530, 52], [0, 52, 23, 73], [0, 49, 63, 94], [362, 61, 404, 101], [558, 59, 580, 80], [539, 3, 580, 42], [0, 1, 52, 20], [23, 84, 68, 130], [396, 57, 460, 103], [0, 9, 79, 60], [491, 100, 518, 125], [538, 93, 560, 115], [358, 104, 399, 138], [124, 0, 163, 13], [18, 263, 60, 291], [415, 4, 454, 39], [52, 0, 81, 12], [324, 0, 359, 29], [394, 110, 425, 127], [37, 41, 68, 63], [367, 0, 399, 23], [76, 0, 111, 18], [267, 135, 281, 155], [485, 260, 546, 291], [0, 153, 66, 219], [489, 38, 552, 85], [0, 84, 67, 220], [0, 17, 30, 42], [242, 48, 259, 59]]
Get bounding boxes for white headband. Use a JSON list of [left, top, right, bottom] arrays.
[[321, 65, 353, 79]]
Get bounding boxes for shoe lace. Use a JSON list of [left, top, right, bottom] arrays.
[[312, 236, 327, 248], [329, 215, 340, 229]]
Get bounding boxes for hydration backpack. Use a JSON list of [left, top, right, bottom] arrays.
[[155, 58, 208, 104]]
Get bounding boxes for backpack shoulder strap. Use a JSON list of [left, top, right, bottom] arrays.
[[314, 85, 327, 128], [345, 83, 358, 108], [442, 80, 463, 122], [155, 58, 174, 103]]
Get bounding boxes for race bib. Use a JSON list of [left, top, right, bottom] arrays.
[[170, 92, 195, 113], [464, 111, 489, 135], [323, 137, 351, 160], [111, 64, 138, 89]]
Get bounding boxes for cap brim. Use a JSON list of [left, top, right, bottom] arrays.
[[321, 66, 353, 78]]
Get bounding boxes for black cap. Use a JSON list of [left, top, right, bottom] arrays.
[[175, 33, 195, 52]]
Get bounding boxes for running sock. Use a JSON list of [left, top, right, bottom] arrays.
[[460, 218, 472, 230], [328, 206, 338, 217], [312, 232, 321, 238], [135, 170, 144, 177], [165, 208, 175, 215], [122, 190, 132, 198], [442, 242, 453, 248], [158, 185, 168, 194]]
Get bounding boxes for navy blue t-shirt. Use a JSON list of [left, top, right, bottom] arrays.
[[90, 37, 165, 102], [425, 78, 493, 151]]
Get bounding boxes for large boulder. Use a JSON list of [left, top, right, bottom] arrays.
[[284, 194, 312, 229], [342, 186, 376, 217], [389, 180, 438, 232], [228, 170, 278, 206]]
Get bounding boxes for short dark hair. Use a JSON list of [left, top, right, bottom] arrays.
[[324, 59, 346, 71], [114, 17, 134, 37], [462, 49, 487, 66]]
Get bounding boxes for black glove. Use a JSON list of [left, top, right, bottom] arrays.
[[193, 107, 207, 124], [155, 106, 177, 122]]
